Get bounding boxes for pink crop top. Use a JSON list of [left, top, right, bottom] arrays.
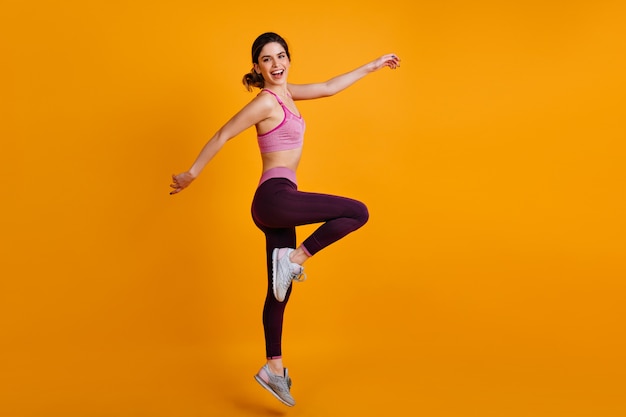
[[257, 89, 305, 154]]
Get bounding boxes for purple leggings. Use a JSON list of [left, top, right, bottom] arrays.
[[251, 174, 369, 358]]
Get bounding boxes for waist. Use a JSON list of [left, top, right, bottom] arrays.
[[259, 167, 297, 186]]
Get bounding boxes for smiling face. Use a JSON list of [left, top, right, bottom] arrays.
[[254, 42, 290, 87]]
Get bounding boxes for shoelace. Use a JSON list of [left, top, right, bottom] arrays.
[[265, 369, 292, 392], [284, 368, 293, 389], [291, 269, 307, 283]]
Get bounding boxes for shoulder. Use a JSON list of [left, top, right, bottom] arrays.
[[233, 90, 278, 123], [248, 90, 280, 114], [253, 90, 277, 105], [286, 83, 302, 99], [244, 90, 272, 107]]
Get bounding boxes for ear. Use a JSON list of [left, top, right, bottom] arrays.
[[253, 63, 261, 75]]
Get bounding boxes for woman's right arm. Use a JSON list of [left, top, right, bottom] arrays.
[[170, 95, 272, 195]]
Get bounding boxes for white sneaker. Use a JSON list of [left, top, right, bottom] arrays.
[[272, 248, 306, 302]]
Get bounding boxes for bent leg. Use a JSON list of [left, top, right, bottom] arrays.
[[251, 178, 369, 359], [296, 190, 369, 256], [252, 179, 369, 256]]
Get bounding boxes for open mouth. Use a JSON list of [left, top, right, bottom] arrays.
[[271, 69, 284, 78]]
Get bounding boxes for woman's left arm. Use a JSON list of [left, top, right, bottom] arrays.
[[289, 53, 400, 100]]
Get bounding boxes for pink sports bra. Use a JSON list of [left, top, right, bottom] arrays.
[[257, 89, 305, 154]]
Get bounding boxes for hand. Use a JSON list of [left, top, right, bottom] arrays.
[[170, 172, 195, 195], [371, 54, 401, 71]]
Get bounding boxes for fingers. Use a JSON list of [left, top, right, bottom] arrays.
[[169, 184, 181, 195], [387, 54, 401, 69], [170, 173, 183, 195], [170, 182, 185, 195], [376, 54, 400, 70], [170, 172, 195, 195]]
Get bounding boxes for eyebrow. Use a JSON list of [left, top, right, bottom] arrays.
[[260, 51, 286, 59]]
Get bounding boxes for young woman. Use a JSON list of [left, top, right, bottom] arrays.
[[170, 32, 400, 407]]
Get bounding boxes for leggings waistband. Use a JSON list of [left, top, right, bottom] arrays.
[[259, 167, 297, 186]]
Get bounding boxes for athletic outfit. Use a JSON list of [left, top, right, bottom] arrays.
[[251, 89, 369, 359]]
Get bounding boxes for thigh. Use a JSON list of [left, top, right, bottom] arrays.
[[253, 180, 364, 229]]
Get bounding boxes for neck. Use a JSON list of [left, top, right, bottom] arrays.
[[266, 86, 289, 97]]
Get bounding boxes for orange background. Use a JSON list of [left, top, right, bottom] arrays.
[[2, 1, 625, 416]]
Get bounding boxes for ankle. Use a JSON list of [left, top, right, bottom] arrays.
[[267, 359, 284, 376], [268, 364, 284, 376], [289, 247, 309, 266]]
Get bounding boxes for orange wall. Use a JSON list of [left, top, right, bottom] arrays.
[[1, 1, 625, 416]]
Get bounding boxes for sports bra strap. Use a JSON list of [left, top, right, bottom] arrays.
[[261, 89, 291, 106]]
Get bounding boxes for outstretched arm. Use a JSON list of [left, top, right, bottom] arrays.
[[169, 95, 273, 195], [288, 53, 400, 100]]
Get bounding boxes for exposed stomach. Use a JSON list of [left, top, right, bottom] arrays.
[[261, 147, 303, 173]]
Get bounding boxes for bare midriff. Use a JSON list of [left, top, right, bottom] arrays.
[[261, 147, 303, 174]]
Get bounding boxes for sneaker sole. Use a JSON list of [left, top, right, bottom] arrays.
[[254, 374, 295, 407]]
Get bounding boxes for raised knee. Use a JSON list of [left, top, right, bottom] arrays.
[[354, 201, 369, 226]]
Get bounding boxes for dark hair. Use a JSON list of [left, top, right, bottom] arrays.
[[242, 32, 291, 91]]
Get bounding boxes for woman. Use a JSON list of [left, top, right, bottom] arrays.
[[170, 32, 400, 407]]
